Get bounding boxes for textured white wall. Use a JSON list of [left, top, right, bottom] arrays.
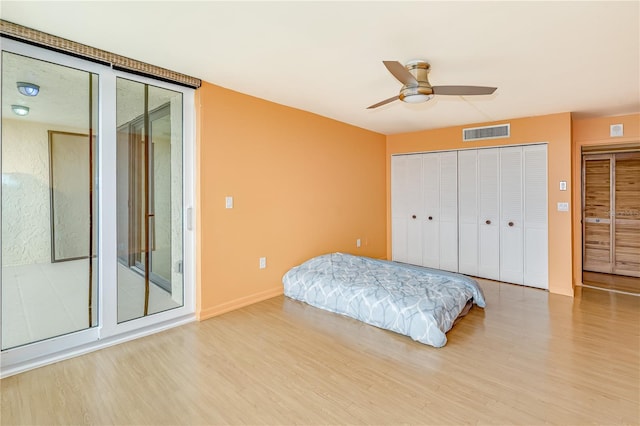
[[2, 119, 86, 266], [152, 129, 171, 280]]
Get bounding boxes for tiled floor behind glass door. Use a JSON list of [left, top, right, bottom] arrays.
[[2, 260, 180, 349]]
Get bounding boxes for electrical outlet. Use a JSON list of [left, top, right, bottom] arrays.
[[356, 239, 361, 248], [259, 257, 266, 269]]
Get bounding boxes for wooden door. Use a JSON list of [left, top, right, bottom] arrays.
[[583, 155, 612, 273], [583, 152, 640, 278], [613, 153, 640, 277]]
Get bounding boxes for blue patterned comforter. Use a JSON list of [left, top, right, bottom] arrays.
[[282, 253, 486, 347]]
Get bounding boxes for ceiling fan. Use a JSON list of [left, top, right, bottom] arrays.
[[367, 60, 497, 109]]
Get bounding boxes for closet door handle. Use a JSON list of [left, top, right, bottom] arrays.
[[428, 216, 433, 221], [508, 221, 514, 227], [411, 215, 417, 219], [485, 219, 491, 225]]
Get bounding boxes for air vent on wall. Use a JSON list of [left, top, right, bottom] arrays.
[[463, 123, 510, 142]]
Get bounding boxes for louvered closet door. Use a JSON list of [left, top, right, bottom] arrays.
[[458, 150, 479, 276], [391, 155, 423, 264], [391, 155, 409, 263], [405, 155, 424, 265], [439, 151, 459, 272], [478, 148, 501, 281], [583, 155, 612, 273], [583, 153, 640, 277], [500, 147, 524, 285], [422, 153, 440, 268], [523, 145, 548, 288], [613, 153, 640, 277]]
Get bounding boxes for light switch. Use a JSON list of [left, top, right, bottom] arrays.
[[225, 196, 233, 209], [559, 181, 567, 191], [557, 202, 569, 212]]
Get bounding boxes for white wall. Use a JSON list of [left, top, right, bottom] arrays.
[[152, 130, 171, 280]]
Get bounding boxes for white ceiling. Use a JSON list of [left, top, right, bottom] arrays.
[[1, 1, 639, 135]]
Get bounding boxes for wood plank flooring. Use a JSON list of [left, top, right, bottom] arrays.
[[582, 270, 640, 295], [1, 279, 639, 425]]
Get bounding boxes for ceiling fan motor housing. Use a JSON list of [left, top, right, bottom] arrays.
[[399, 60, 435, 102]]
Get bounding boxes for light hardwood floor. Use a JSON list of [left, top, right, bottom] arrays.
[[1, 279, 639, 425], [582, 271, 640, 295]]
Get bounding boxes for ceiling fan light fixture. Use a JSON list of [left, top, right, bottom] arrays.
[[367, 60, 498, 109], [399, 84, 435, 104], [17, 82, 40, 97], [402, 93, 434, 104], [11, 105, 30, 116]]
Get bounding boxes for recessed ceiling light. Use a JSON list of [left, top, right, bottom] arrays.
[[11, 105, 30, 116], [17, 82, 40, 97]]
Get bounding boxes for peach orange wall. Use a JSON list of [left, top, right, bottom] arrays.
[[196, 83, 387, 320], [386, 113, 574, 296], [571, 113, 640, 287]]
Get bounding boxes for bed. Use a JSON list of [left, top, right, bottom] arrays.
[[282, 252, 486, 347]]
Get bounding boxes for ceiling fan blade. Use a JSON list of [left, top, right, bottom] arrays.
[[432, 85, 497, 96], [383, 61, 418, 86], [367, 95, 399, 109]]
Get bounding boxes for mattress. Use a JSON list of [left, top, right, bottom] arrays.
[[282, 252, 486, 347]]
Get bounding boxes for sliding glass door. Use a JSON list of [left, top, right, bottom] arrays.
[[116, 78, 184, 323], [1, 38, 195, 375], [1, 51, 98, 350]]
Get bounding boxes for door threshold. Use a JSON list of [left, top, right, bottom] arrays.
[[576, 283, 640, 297]]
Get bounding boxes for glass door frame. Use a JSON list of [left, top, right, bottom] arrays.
[[1, 39, 196, 377]]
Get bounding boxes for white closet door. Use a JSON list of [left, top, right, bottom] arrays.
[[500, 146, 524, 284], [523, 145, 548, 288], [391, 155, 408, 262], [458, 150, 479, 276], [478, 148, 500, 280], [405, 155, 423, 265], [422, 153, 440, 268], [439, 151, 458, 272], [391, 155, 423, 263]]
